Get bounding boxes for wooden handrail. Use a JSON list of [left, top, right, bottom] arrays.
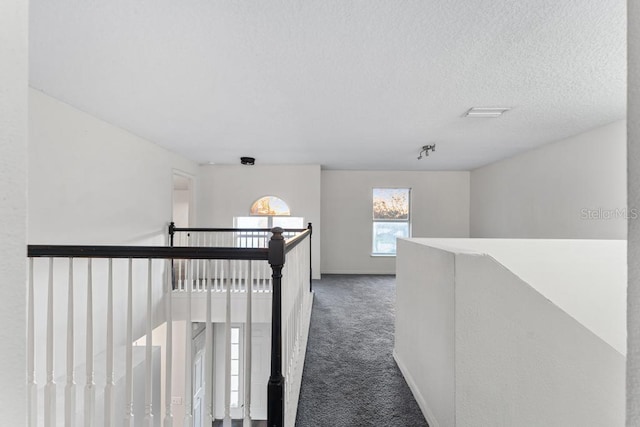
[[28, 245, 269, 260]]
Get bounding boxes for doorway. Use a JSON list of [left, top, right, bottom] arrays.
[[172, 171, 194, 228]]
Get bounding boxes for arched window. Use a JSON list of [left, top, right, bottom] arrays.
[[235, 196, 304, 230], [250, 196, 290, 216]]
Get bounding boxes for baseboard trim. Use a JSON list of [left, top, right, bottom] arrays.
[[393, 349, 442, 427]]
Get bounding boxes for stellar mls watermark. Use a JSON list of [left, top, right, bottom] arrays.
[[580, 207, 638, 220]]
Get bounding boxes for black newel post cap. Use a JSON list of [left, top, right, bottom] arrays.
[[271, 227, 285, 239]]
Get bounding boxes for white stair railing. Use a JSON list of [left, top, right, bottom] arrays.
[[280, 233, 313, 427], [27, 225, 312, 427]]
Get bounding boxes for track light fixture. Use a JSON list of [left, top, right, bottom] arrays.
[[417, 144, 436, 160], [240, 156, 255, 165]]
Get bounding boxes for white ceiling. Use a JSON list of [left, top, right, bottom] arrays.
[[29, 0, 626, 171]]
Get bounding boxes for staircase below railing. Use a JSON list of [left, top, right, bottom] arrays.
[[27, 226, 313, 427]]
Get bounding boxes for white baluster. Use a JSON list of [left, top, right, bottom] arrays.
[[248, 261, 253, 293], [255, 260, 260, 292], [194, 233, 200, 291], [181, 257, 185, 292], [164, 260, 174, 427], [27, 259, 37, 427], [184, 260, 193, 426], [124, 259, 134, 427], [214, 259, 219, 292], [244, 261, 253, 427], [237, 259, 242, 292], [206, 260, 214, 424], [238, 260, 249, 292], [65, 258, 76, 427], [262, 260, 268, 292], [145, 259, 154, 427], [266, 260, 272, 292], [215, 234, 221, 290], [283, 262, 290, 389], [288, 259, 294, 377], [200, 232, 205, 289], [177, 256, 182, 292], [104, 258, 115, 427], [224, 259, 232, 427], [231, 259, 236, 292], [45, 258, 57, 427], [85, 259, 95, 427]]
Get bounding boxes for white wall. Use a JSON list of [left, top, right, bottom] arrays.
[[29, 89, 199, 245], [197, 164, 321, 278], [455, 254, 624, 427], [321, 171, 470, 274], [394, 240, 455, 427], [0, 0, 27, 423], [395, 238, 626, 426], [471, 120, 627, 239], [628, 1, 640, 424]]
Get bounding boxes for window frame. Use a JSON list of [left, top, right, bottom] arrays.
[[371, 187, 412, 256]]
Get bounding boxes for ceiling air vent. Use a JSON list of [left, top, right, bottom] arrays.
[[464, 107, 511, 118]]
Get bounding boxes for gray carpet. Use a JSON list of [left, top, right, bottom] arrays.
[[295, 275, 428, 427]]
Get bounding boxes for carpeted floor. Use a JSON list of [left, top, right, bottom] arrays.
[[295, 275, 428, 427]]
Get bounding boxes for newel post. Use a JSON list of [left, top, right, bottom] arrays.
[[268, 227, 285, 427], [308, 222, 313, 292], [168, 222, 175, 247], [168, 222, 176, 290]]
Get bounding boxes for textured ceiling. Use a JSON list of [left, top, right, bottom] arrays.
[[29, 0, 626, 170]]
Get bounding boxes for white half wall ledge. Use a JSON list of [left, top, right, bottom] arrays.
[[395, 238, 626, 427], [408, 237, 627, 355]]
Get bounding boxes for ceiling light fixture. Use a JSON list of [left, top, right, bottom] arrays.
[[240, 156, 255, 165], [464, 107, 511, 118], [417, 144, 436, 160]]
